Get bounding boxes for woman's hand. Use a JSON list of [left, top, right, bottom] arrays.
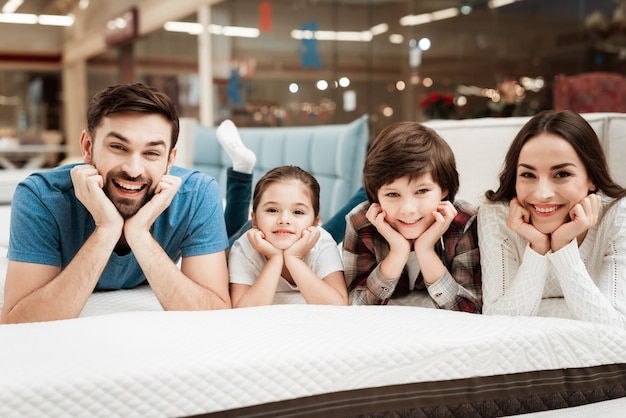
[[551, 193, 601, 251], [507, 197, 550, 255]]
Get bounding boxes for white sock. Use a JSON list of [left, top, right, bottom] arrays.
[[216, 119, 256, 174]]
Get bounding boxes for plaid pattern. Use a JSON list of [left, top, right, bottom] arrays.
[[343, 200, 482, 312]]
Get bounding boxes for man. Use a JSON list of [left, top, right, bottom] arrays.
[[1, 83, 231, 324]]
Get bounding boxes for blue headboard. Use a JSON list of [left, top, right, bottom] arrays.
[[191, 115, 369, 222]]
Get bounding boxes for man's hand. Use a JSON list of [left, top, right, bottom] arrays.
[[551, 193, 601, 251], [507, 197, 550, 255], [414, 201, 457, 253], [124, 175, 182, 241], [70, 164, 123, 234]]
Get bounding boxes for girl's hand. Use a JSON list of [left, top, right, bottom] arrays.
[[551, 193, 601, 251], [366, 203, 411, 255], [414, 201, 457, 253], [285, 226, 320, 259], [507, 197, 550, 255], [246, 228, 282, 259]]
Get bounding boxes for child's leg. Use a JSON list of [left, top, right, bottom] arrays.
[[217, 119, 256, 238], [322, 186, 367, 243], [225, 168, 253, 239], [217, 119, 256, 174]]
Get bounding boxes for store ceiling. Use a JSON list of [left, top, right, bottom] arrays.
[[3, 0, 78, 15], [10, 0, 622, 19]]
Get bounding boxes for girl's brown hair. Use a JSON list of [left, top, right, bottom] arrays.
[[252, 165, 321, 218]]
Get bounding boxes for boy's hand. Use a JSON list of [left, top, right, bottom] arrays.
[[247, 228, 282, 259], [414, 201, 457, 253], [70, 164, 123, 233], [366, 203, 411, 255], [124, 175, 182, 237], [507, 197, 550, 255], [551, 193, 600, 251], [285, 226, 319, 259]]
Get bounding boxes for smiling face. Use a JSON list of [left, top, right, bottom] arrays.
[[515, 133, 595, 234], [251, 179, 318, 250], [377, 173, 447, 240], [81, 112, 176, 219]]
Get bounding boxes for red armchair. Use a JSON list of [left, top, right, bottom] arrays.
[[553, 72, 626, 113]]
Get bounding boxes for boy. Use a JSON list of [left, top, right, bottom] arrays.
[[343, 122, 481, 312]]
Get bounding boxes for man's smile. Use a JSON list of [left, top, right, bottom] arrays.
[[113, 179, 147, 193]]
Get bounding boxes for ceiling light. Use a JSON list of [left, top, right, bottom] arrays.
[[369, 23, 388, 36], [0, 13, 36, 24], [488, 0, 519, 9], [418, 37, 431, 51], [400, 13, 432, 26], [222, 26, 259, 38], [164, 22, 259, 38], [291, 29, 373, 42], [400, 7, 460, 26], [38, 14, 74, 26], [164, 21, 202, 34], [316, 80, 328, 91], [460, 5, 473, 15], [2, 0, 23, 14], [389, 34, 404, 44], [432, 8, 459, 20]]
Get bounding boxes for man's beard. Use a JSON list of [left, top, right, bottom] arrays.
[[103, 172, 154, 219]]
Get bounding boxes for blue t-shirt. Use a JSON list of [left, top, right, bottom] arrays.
[[8, 164, 229, 290]]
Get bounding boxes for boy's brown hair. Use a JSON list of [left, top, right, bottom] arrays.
[[363, 121, 459, 203]]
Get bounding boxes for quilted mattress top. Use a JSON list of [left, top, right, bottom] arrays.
[[1, 294, 626, 417]]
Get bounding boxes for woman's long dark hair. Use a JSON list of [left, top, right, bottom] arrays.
[[486, 109, 626, 202]]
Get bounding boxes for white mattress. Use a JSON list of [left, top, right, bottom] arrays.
[[1, 286, 626, 417], [1, 219, 625, 416]]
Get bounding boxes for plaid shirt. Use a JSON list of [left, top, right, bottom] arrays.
[[343, 200, 482, 313]]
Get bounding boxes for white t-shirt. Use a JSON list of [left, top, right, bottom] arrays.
[[228, 227, 343, 292]]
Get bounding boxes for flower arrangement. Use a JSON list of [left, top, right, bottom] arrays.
[[420, 92, 455, 119]]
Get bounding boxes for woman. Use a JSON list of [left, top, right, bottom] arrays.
[[478, 110, 626, 328]]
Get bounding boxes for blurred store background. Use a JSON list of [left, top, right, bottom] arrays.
[[0, 0, 625, 164]]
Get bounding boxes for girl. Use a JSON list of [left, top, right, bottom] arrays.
[[228, 165, 348, 307], [478, 110, 626, 328]]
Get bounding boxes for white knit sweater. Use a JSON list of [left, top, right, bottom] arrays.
[[477, 196, 626, 329]]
